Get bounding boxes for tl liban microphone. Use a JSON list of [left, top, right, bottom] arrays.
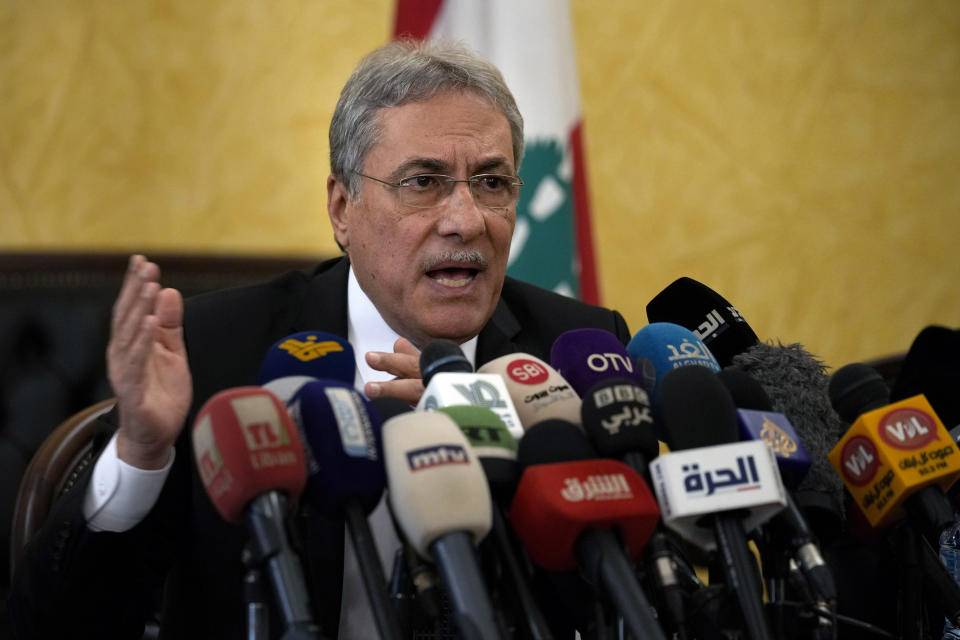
[[192, 387, 320, 639], [417, 339, 523, 439]]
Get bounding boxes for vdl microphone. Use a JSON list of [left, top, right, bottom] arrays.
[[192, 387, 320, 640]]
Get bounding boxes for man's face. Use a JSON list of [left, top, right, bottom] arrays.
[[327, 91, 516, 348]]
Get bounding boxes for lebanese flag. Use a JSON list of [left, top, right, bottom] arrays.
[[394, 0, 600, 304]]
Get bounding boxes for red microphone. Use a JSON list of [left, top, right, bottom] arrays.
[[192, 387, 319, 639]]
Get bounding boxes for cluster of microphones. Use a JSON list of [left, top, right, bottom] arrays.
[[190, 276, 960, 640]]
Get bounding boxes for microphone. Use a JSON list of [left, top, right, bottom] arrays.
[[477, 353, 581, 429], [645, 276, 759, 368], [626, 322, 720, 393], [287, 380, 402, 640], [718, 367, 838, 612], [438, 405, 555, 640], [192, 387, 320, 639], [509, 419, 666, 640], [650, 366, 784, 640], [417, 340, 523, 439], [828, 364, 960, 628], [259, 331, 356, 402], [549, 328, 645, 395], [382, 410, 502, 640], [890, 325, 960, 431]]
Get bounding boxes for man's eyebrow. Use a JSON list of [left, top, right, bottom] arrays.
[[389, 158, 448, 180], [472, 157, 514, 175]]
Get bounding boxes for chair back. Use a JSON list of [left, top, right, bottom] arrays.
[[9, 397, 116, 581]]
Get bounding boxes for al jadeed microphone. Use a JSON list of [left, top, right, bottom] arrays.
[[382, 410, 503, 640], [650, 365, 785, 640], [549, 327, 650, 395], [510, 419, 666, 640], [645, 276, 759, 368], [417, 339, 523, 439], [718, 366, 838, 614], [192, 387, 320, 639], [477, 353, 581, 429], [287, 380, 402, 640], [259, 331, 356, 403]]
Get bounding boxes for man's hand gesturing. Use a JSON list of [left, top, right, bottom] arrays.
[[108, 255, 192, 469]]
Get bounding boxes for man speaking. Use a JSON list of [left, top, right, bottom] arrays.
[[11, 39, 631, 639]]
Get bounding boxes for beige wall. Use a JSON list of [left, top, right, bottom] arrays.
[[2, 1, 958, 369]]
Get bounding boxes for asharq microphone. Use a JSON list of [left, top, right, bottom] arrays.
[[287, 380, 402, 640], [477, 353, 580, 430], [438, 405, 554, 640], [645, 276, 759, 368], [510, 419, 666, 640], [417, 339, 523, 439], [192, 387, 320, 639], [718, 367, 838, 615], [651, 365, 785, 640], [382, 410, 502, 640], [259, 331, 356, 401], [579, 377, 692, 639], [549, 328, 643, 395]]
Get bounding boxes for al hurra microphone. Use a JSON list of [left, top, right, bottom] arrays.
[[549, 328, 645, 395], [438, 405, 555, 640], [259, 331, 356, 403], [651, 365, 784, 640], [477, 353, 581, 430], [510, 419, 666, 640], [382, 410, 503, 640], [192, 387, 320, 639], [645, 276, 759, 368], [287, 380, 402, 640], [417, 339, 523, 439]]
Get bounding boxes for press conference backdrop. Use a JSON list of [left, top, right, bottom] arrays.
[[2, 0, 959, 369]]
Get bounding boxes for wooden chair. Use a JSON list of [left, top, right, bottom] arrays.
[[9, 397, 116, 581]]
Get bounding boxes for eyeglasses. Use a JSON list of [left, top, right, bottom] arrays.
[[354, 172, 524, 210]]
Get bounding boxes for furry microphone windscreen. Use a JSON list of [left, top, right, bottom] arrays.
[[731, 341, 847, 520]]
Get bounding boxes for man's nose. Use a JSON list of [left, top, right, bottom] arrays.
[[436, 181, 486, 242]]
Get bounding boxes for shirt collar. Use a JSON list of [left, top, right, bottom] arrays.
[[346, 266, 477, 389]]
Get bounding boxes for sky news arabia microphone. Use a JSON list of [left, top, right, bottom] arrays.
[[437, 405, 555, 640], [258, 331, 357, 403], [192, 386, 320, 640], [579, 376, 696, 639], [477, 353, 581, 429], [718, 366, 838, 624], [382, 410, 503, 640], [287, 380, 402, 640], [510, 419, 666, 640], [651, 365, 787, 640], [417, 339, 523, 439], [828, 364, 960, 628], [549, 327, 650, 395]]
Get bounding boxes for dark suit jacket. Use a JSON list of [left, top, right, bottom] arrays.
[[11, 256, 632, 639]]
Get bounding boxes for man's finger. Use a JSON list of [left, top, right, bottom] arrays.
[[155, 288, 187, 356], [365, 378, 424, 406], [112, 256, 157, 334], [113, 280, 159, 353]]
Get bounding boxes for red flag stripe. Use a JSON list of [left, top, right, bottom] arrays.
[[393, 0, 444, 39], [571, 121, 600, 305]]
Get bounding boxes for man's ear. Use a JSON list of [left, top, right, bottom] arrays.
[[327, 174, 351, 250]]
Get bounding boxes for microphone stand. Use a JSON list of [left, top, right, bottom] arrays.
[[242, 545, 270, 640]]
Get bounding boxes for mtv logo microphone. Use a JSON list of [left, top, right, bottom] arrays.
[[417, 372, 523, 439]]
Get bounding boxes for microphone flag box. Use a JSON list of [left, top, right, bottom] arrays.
[[828, 393, 960, 528], [736, 409, 812, 490], [649, 440, 787, 551], [417, 372, 524, 439]]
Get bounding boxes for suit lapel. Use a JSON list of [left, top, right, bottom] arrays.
[[295, 256, 351, 338], [476, 296, 521, 366]]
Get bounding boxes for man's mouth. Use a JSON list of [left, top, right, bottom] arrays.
[[423, 250, 489, 289], [426, 267, 480, 288]]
